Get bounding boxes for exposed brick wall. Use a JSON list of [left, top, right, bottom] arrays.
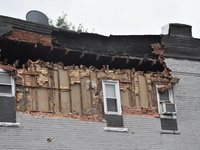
[[165, 58, 200, 149], [4, 29, 52, 46]]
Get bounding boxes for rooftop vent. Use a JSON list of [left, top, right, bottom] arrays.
[[26, 10, 49, 25]]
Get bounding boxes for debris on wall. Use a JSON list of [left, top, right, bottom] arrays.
[[151, 43, 180, 86], [12, 59, 178, 118], [0, 64, 16, 72], [37, 74, 48, 86], [151, 43, 171, 78], [122, 106, 158, 117], [20, 111, 104, 122], [0, 53, 178, 119], [69, 69, 81, 84]]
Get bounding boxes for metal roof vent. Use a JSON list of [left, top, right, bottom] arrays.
[[26, 10, 49, 25]]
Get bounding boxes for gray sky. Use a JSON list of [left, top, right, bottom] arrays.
[[1, 0, 200, 38]]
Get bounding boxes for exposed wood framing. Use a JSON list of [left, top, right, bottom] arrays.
[[13, 59, 179, 117]]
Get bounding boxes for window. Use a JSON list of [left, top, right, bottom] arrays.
[[156, 85, 174, 103], [156, 85, 178, 132], [102, 80, 122, 115], [0, 69, 17, 124], [156, 85, 175, 114], [102, 80, 127, 130], [0, 69, 15, 97]]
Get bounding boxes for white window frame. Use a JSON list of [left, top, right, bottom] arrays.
[[156, 85, 176, 119], [0, 69, 15, 97], [102, 80, 122, 115], [156, 85, 174, 105]]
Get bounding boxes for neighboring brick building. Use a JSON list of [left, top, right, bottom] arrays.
[[0, 14, 200, 149]]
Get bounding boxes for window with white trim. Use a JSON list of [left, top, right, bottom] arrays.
[[0, 69, 15, 97], [0, 69, 17, 124], [156, 85, 176, 117], [102, 80, 122, 115], [156, 85, 178, 131], [156, 85, 174, 103]]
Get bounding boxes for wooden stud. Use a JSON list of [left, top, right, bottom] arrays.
[[79, 69, 84, 114], [57, 69, 61, 112], [67, 69, 73, 113]]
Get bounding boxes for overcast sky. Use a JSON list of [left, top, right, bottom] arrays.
[[1, 0, 200, 38]]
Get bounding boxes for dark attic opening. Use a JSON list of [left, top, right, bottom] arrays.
[[0, 15, 164, 72]]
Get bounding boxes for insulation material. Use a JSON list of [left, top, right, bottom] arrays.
[[80, 68, 90, 78], [16, 87, 31, 111], [134, 73, 139, 95], [15, 72, 23, 85], [118, 71, 131, 92], [69, 69, 81, 84], [52, 70, 60, 113], [107, 70, 118, 80], [13, 59, 178, 117], [145, 74, 152, 92], [36, 65, 48, 75], [37, 74, 48, 86], [16, 93, 23, 102], [120, 83, 130, 92]]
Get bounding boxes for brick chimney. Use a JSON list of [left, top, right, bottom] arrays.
[[162, 23, 192, 37]]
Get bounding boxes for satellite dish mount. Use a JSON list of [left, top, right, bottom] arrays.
[[26, 10, 49, 25]]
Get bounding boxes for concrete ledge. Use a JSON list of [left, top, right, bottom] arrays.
[[104, 127, 128, 132], [160, 130, 181, 135], [0, 122, 20, 127]]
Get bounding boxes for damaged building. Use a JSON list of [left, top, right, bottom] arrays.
[[0, 14, 200, 149]]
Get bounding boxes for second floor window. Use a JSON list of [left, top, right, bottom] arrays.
[[102, 80, 122, 115]]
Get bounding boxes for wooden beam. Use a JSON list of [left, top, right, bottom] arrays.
[[79, 52, 85, 59], [95, 54, 101, 61]]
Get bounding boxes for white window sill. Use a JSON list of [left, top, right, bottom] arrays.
[[105, 112, 122, 116], [104, 127, 128, 132], [160, 130, 180, 135], [0, 94, 14, 97], [160, 115, 177, 119], [0, 122, 20, 127]]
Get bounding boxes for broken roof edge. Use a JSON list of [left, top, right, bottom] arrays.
[[0, 15, 53, 35], [0, 15, 161, 61], [2, 15, 200, 62]]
